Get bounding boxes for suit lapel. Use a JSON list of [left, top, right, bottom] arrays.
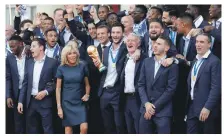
[[147, 59, 155, 86], [103, 45, 110, 67], [39, 57, 48, 80], [195, 57, 210, 83], [180, 38, 185, 55], [186, 38, 194, 57], [134, 58, 141, 78], [30, 59, 35, 86], [116, 42, 125, 63], [97, 44, 103, 61], [152, 65, 166, 85], [187, 59, 197, 92], [11, 56, 19, 79]]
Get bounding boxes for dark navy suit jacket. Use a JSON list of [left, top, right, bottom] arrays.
[[18, 56, 57, 108], [138, 57, 178, 117], [6, 54, 30, 101], [186, 53, 221, 118]]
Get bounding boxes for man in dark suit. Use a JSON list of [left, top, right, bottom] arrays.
[[85, 25, 111, 134], [185, 5, 209, 29], [186, 33, 221, 134], [17, 38, 57, 134], [6, 35, 30, 133], [138, 35, 178, 134], [203, 5, 221, 59], [120, 33, 146, 134], [171, 13, 198, 133], [162, 6, 182, 48], [94, 22, 127, 133]]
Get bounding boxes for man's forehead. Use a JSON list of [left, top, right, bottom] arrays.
[[6, 25, 14, 30]]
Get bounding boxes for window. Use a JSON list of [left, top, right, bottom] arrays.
[[5, 5, 36, 25]]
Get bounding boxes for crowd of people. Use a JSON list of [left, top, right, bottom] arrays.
[[5, 4, 221, 134]]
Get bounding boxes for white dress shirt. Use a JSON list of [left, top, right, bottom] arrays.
[[31, 55, 46, 95], [124, 55, 136, 93], [154, 55, 166, 78], [15, 48, 26, 89], [103, 43, 122, 88], [190, 50, 211, 100]]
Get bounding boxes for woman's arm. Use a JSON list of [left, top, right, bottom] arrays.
[[56, 78, 63, 119], [82, 77, 90, 101]]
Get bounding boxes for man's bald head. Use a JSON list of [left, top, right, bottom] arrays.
[[5, 25, 15, 39], [121, 15, 134, 32]]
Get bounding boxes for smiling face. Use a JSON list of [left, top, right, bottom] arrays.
[[46, 30, 58, 47], [97, 27, 110, 45], [149, 22, 164, 41], [162, 11, 173, 26], [9, 40, 23, 56], [126, 34, 140, 54], [111, 26, 123, 44], [88, 23, 97, 39], [67, 50, 78, 65], [209, 5, 221, 19]]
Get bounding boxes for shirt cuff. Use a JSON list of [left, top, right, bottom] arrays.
[[94, 19, 100, 24], [144, 102, 150, 107], [44, 90, 49, 95], [174, 58, 179, 64]]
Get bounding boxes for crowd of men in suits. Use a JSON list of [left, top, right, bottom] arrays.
[[5, 4, 221, 134]]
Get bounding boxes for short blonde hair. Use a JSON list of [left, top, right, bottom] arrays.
[[61, 40, 80, 66]]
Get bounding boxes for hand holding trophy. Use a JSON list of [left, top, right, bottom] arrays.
[[87, 45, 106, 72]]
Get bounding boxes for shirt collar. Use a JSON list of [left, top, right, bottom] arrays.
[[217, 17, 222, 23], [34, 55, 46, 63], [46, 43, 59, 51], [110, 41, 123, 52], [196, 50, 211, 60], [126, 53, 134, 59], [154, 55, 167, 63], [101, 41, 111, 48], [183, 29, 192, 41], [134, 19, 146, 27], [194, 15, 204, 28]]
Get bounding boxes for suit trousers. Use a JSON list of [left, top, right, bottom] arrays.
[[26, 97, 53, 134]]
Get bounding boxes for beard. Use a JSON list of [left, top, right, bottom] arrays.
[[163, 21, 173, 27], [150, 33, 160, 41]]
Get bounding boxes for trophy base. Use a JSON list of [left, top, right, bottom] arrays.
[[99, 66, 107, 72]]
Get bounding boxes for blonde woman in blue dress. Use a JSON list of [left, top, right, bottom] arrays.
[[56, 40, 90, 134]]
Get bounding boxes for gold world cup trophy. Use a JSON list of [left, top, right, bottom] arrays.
[[87, 45, 106, 72]]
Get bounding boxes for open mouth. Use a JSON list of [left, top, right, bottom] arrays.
[[127, 45, 133, 49]]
